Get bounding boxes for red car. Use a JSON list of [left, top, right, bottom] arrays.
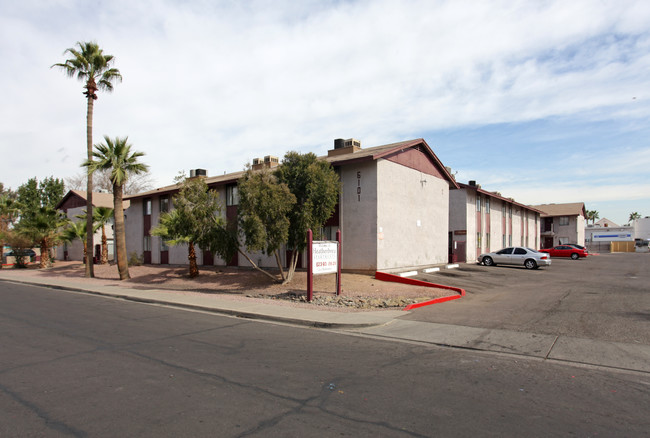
[[539, 245, 588, 260]]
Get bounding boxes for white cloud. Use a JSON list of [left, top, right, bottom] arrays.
[[2, 0, 650, 227]]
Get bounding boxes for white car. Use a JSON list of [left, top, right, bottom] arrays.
[[478, 247, 551, 270]]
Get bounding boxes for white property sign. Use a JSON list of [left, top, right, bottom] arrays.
[[312, 241, 339, 275]]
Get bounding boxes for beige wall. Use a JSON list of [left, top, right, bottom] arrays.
[[339, 160, 378, 270], [376, 159, 449, 270], [553, 215, 585, 245]]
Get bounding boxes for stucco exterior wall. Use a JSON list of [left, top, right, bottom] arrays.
[[554, 215, 585, 245], [449, 188, 470, 261], [376, 159, 449, 270], [125, 198, 145, 261], [338, 160, 378, 271]]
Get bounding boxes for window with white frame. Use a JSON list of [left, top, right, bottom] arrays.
[[559, 216, 569, 226]]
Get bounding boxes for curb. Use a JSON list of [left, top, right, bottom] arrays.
[[374, 271, 465, 310]]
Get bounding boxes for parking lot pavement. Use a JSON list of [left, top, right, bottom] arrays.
[[398, 253, 650, 346]]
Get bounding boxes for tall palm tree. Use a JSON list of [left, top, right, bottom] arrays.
[[629, 212, 641, 223], [93, 207, 114, 264], [84, 136, 148, 280], [52, 41, 122, 278]]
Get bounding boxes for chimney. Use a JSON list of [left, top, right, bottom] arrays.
[[252, 156, 279, 171], [189, 169, 207, 178], [328, 138, 362, 157], [468, 180, 476, 187]]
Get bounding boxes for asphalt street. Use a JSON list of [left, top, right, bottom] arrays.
[[402, 253, 649, 344], [1, 280, 649, 437]]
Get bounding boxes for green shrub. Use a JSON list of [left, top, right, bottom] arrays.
[[127, 251, 143, 267]]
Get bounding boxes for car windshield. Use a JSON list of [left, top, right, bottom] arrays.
[[526, 248, 539, 253]]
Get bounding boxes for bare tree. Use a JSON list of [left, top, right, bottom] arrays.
[[66, 168, 154, 196]]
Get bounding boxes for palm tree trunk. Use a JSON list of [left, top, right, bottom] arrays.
[[85, 92, 95, 278], [39, 238, 50, 269], [188, 241, 199, 278], [101, 225, 108, 264], [113, 183, 130, 280]]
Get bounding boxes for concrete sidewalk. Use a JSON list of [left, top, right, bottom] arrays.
[[0, 273, 404, 329], [1, 272, 648, 374]]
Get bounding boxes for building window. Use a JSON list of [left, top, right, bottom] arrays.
[[501, 203, 506, 216], [476, 196, 481, 212], [509, 206, 513, 218], [144, 235, 151, 251], [160, 196, 170, 213], [143, 198, 152, 216], [477, 232, 481, 249], [160, 238, 168, 251], [485, 198, 490, 212], [508, 234, 512, 246], [486, 233, 490, 250], [227, 185, 239, 206], [502, 235, 506, 247], [559, 216, 569, 226]]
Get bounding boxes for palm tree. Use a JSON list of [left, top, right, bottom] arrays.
[[52, 41, 122, 278], [84, 136, 148, 280], [629, 212, 641, 223], [587, 210, 600, 225], [94, 206, 114, 264], [16, 207, 68, 269], [73, 210, 103, 263], [61, 220, 90, 262]]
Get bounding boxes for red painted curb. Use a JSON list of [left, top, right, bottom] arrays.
[[374, 271, 465, 310]]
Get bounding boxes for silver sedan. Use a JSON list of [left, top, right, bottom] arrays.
[[478, 247, 551, 270]]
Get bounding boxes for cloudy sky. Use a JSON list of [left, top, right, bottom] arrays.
[[1, 0, 649, 225]]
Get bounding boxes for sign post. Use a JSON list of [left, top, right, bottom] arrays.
[[307, 229, 342, 302]]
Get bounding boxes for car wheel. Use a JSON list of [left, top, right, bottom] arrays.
[[570, 253, 579, 260], [524, 259, 537, 270], [483, 256, 494, 266]]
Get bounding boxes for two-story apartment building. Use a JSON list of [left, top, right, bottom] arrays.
[[449, 182, 542, 262], [530, 202, 587, 248], [124, 138, 459, 272]]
